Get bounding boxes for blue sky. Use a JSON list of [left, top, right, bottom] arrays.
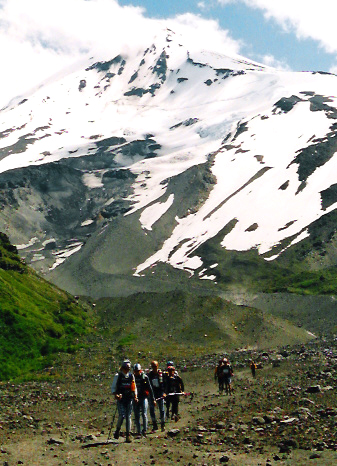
[[0, 0, 336, 108], [118, 0, 336, 72]]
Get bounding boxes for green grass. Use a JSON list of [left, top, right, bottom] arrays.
[[192, 219, 337, 296], [0, 233, 91, 380], [258, 266, 337, 295], [92, 290, 313, 367]]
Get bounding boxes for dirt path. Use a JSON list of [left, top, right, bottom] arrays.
[[1, 339, 337, 465]]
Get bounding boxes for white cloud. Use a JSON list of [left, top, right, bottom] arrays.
[[168, 13, 241, 56], [329, 64, 337, 75], [217, 0, 238, 4], [260, 54, 290, 71], [219, 0, 337, 55], [0, 0, 242, 108], [197, 2, 207, 10]]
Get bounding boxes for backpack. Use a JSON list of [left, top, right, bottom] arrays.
[[116, 372, 135, 398], [135, 372, 151, 397], [221, 364, 233, 377]]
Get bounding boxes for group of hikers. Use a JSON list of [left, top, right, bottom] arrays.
[[111, 359, 185, 443], [111, 356, 256, 443], [214, 357, 234, 395]]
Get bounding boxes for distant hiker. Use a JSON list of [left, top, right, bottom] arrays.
[[214, 358, 225, 394], [222, 358, 234, 395], [111, 359, 137, 443], [148, 360, 166, 431], [167, 361, 179, 374], [163, 360, 179, 380], [250, 360, 257, 378], [165, 365, 185, 421], [133, 363, 155, 437]]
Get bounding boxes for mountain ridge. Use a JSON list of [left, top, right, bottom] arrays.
[[1, 29, 337, 296]]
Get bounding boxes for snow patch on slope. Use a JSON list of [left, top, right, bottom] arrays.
[[140, 194, 174, 231], [134, 87, 337, 275]]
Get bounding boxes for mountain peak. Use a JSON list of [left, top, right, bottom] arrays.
[[1, 35, 337, 296]]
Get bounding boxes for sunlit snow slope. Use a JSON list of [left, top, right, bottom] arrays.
[[1, 29, 337, 291]]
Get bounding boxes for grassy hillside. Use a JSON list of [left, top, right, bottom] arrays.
[[194, 227, 337, 296], [92, 290, 314, 366], [0, 233, 91, 380], [246, 292, 337, 336]]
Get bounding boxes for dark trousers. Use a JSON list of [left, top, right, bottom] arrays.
[[166, 394, 179, 417], [218, 376, 225, 392]]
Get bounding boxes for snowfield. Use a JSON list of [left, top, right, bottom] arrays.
[[1, 29, 337, 277]]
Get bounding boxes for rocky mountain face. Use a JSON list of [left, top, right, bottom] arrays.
[[1, 29, 337, 297]]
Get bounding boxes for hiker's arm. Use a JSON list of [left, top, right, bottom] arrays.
[[111, 374, 118, 397], [132, 375, 138, 402], [147, 376, 156, 405], [164, 377, 169, 395]]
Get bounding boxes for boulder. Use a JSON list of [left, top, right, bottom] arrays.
[[306, 385, 321, 393], [219, 455, 230, 463], [215, 421, 226, 429], [47, 437, 64, 445]]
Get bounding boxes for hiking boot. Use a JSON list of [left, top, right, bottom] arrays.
[[125, 434, 132, 443], [113, 429, 120, 440], [174, 414, 180, 422], [152, 421, 158, 431], [142, 430, 147, 437], [161, 422, 165, 432]]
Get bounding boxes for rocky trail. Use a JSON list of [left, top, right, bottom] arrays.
[[0, 337, 336, 465]]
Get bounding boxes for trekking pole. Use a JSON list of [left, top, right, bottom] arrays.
[[107, 403, 118, 441], [156, 392, 194, 401], [167, 392, 194, 397]]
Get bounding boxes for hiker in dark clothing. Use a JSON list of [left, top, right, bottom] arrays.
[[222, 358, 234, 395], [111, 359, 137, 443], [165, 365, 184, 421], [214, 358, 225, 394], [133, 363, 155, 437], [162, 360, 179, 381], [250, 360, 257, 378], [148, 360, 166, 431]]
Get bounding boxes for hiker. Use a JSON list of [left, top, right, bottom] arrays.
[[165, 365, 184, 421], [250, 360, 257, 378], [111, 359, 137, 443], [148, 360, 166, 432], [222, 358, 234, 395], [133, 363, 155, 437], [214, 358, 225, 394], [165, 360, 179, 376]]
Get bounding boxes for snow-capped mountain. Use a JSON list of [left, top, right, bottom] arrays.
[[1, 29, 337, 297]]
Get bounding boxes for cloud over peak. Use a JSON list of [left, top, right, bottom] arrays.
[[0, 0, 242, 107]]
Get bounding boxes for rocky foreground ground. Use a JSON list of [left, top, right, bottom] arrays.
[[0, 337, 336, 465]]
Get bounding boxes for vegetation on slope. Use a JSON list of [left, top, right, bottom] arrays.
[[194, 225, 337, 296], [258, 266, 337, 295], [92, 290, 313, 366], [0, 233, 90, 380]]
